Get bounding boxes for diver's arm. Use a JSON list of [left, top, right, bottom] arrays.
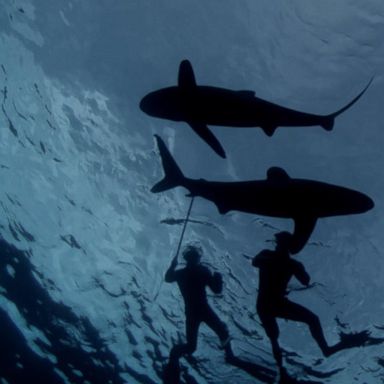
[[201, 265, 223, 294], [165, 255, 178, 283], [293, 261, 310, 286], [252, 250, 269, 268], [209, 270, 223, 294]]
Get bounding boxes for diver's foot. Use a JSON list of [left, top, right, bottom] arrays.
[[278, 367, 290, 384], [339, 330, 371, 348], [326, 330, 371, 356], [163, 358, 180, 384], [224, 345, 235, 363]]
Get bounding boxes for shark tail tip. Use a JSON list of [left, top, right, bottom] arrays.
[[151, 179, 172, 193], [151, 134, 185, 194]]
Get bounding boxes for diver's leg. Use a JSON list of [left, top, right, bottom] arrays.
[[170, 315, 200, 360], [185, 314, 200, 354], [276, 300, 331, 356], [258, 308, 284, 373], [204, 307, 229, 343], [203, 306, 233, 359]]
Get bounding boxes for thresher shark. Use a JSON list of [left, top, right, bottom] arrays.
[[140, 60, 372, 158], [151, 135, 374, 253]]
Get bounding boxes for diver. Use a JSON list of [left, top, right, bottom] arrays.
[[164, 245, 233, 372], [252, 231, 370, 379]]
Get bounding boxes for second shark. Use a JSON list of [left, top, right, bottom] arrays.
[[151, 135, 374, 253]]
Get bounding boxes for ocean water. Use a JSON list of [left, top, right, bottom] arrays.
[[1, 1, 384, 383]]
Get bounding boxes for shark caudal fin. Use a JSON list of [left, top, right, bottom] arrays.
[[323, 77, 374, 129], [151, 135, 185, 193]]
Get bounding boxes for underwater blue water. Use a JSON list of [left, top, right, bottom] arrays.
[[1, 1, 384, 383]]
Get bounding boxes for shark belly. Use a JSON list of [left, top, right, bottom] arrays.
[[190, 180, 296, 218]]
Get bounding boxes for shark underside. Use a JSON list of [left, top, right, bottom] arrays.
[[140, 60, 373, 158], [151, 135, 374, 253]]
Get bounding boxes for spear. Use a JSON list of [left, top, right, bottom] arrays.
[[153, 196, 195, 301]]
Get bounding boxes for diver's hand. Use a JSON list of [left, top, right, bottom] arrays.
[[212, 272, 223, 294], [252, 252, 268, 267], [170, 255, 178, 268], [165, 255, 178, 283]]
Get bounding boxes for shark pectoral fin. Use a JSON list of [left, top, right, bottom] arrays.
[[178, 60, 197, 88], [188, 121, 227, 158], [261, 125, 277, 137], [290, 216, 318, 254]]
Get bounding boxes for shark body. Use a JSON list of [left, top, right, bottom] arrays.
[[140, 60, 372, 158], [151, 135, 374, 253]]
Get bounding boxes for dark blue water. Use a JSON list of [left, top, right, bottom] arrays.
[[1, 1, 384, 383]]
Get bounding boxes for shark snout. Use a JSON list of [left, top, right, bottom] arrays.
[[139, 94, 152, 114], [347, 192, 375, 214], [140, 88, 184, 121], [140, 91, 172, 118], [363, 195, 375, 211]]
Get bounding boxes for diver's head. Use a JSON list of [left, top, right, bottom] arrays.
[[183, 245, 202, 266], [274, 231, 293, 252]]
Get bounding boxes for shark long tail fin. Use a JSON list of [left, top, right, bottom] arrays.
[[151, 135, 185, 193], [323, 77, 374, 128]]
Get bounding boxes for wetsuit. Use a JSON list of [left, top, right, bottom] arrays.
[[253, 249, 329, 364], [165, 263, 229, 357]]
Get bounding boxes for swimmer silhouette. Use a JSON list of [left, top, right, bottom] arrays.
[[140, 60, 372, 158], [162, 245, 233, 383], [252, 231, 371, 379], [151, 135, 374, 253]]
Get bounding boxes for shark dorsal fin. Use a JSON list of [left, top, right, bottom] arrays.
[[267, 167, 290, 182], [178, 60, 197, 89]]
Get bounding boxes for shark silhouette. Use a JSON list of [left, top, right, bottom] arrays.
[[151, 135, 374, 253], [140, 60, 373, 158]]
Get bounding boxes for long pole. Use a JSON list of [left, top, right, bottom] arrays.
[[173, 196, 195, 261], [153, 197, 195, 301]]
